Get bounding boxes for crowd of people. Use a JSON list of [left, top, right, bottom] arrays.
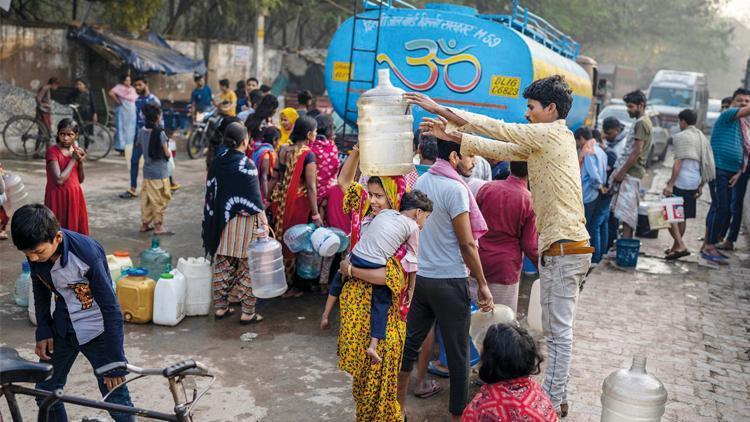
[[3, 71, 750, 422]]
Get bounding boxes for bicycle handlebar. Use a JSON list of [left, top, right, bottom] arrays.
[[95, 360, 210, 378]]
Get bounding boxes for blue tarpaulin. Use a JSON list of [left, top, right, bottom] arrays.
[[68, 25, 206, 75]]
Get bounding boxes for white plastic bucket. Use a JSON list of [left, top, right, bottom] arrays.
[[662, 196, 685, 223]]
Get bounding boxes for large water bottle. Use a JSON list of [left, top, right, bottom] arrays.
[[248, 227, 287, 299], [310, 227, 341, 258], [357, 69, 414, 176], [601, 356, 667, 421], [139, 238, 172, 281], [296, 250, 322, 279], [283, 224, 315, 253], [15, 261, 31, 307], [3, 172, 31, 217]]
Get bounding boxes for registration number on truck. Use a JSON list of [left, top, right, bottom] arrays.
[[489, 76, 521, 98]]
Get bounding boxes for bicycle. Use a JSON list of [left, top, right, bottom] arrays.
[[0, 347, 214, 422], [2, 104, 113, 161]]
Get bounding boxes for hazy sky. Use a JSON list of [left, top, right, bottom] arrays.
[[721, 0, 750, 22]]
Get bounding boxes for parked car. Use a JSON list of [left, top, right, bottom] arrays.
[[703, 98, 722, 135], [596, 104, 670, 166]]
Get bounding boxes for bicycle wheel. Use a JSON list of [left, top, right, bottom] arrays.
[[3, 115, 48, 159], [187, 129, 206, 159], [80, 122, 113, 161]]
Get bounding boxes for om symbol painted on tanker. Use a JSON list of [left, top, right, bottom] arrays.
[[377, 39, 482, 93]]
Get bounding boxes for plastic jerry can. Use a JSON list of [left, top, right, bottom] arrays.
[[15, 262, 31, 307], [177, 257, 212, 316], [2, 172, 31, 217], [28, 276, 56, 326], [107, 251, 133, 291], [601, 356, 667, 421], [153, 269, 187, 326], [140, 238, 172, 281], [248, 227, 287, 299], [116, 268, 156, 323]]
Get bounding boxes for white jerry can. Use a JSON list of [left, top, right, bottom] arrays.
[[601, 356, 667, 421]]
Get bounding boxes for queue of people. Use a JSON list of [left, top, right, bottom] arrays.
[[10, 72, 750, 422]]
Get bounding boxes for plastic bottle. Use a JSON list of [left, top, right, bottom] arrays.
[[116, 268, 156, 324], [2, 172, 30, 217], [139, 238, 172, 281], [153, 267, 187, 326], [283, 224, 315, 253], [15, 262, 31, 307], [357, 69, 414, 176], [177, 257, 212, 316], [296, 250, 322, 279], [248, 227, 287, 299], [601, 356, 667, 421]]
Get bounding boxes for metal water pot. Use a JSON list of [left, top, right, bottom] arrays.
[[357, 68, 414, 176], [601, 356, 667, 421]]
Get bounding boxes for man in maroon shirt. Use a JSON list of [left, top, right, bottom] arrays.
[[475, 161, 538, 313]]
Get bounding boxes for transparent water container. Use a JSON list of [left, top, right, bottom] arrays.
[[15, 261, 31, 307], [310, 227, 341, 258], [2, 172, 30, 217], [296, 250, 322, 279], [283, 224, 315, 253], [116, 268, 155, 324], [357, 69, 415, 176], [328, 227, 350, 253], [177, 257, 212, 316], [248, 227, 287, 299], [153, 268, 187, 326], [601, 356, 667, 421], [469, 304, 515, 351], [140, 238, 172, 281]]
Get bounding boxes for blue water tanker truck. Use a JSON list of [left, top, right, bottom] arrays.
[[325, 0, 598, 132]]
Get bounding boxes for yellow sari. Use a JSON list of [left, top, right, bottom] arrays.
[[275, 107, 299, 153], [337, 181, 408, 421]]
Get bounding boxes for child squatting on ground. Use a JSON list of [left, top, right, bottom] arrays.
[[321, 189, 432, 363], [138, 104, 173, 235], [10, 204, 135, 422]]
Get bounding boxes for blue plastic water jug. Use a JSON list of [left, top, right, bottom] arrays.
[[296, 251, 322, 279], [140, 238, 172, 281]]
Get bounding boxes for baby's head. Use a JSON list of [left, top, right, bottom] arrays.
[[11, 204, 63, 263], [399, 190, 432, 229]]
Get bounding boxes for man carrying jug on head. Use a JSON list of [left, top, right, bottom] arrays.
[[407, 74, 592, 418]]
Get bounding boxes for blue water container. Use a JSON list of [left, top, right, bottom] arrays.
[[616, 238, 641, 268]]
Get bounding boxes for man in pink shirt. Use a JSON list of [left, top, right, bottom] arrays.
[[475, 161, 538, 313]]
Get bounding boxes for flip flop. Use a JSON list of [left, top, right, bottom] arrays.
[[413, 379, 443, 399], [700, 251, 728, 265], [240, 313, 264, 325], [119, 190, 137, 199], [716, 243, 734, 251], [665, 250, 690, 260], [427, 361, 449, 378], [153, 230, 175, 236], [139, 226, 154, 233]]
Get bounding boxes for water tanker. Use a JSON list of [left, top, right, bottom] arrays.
[[325, 1, 596, 131]]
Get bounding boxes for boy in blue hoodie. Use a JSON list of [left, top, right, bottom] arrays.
[[11, 203, 134, 421]]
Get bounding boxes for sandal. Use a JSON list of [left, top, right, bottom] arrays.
[[665, 250, 690, 261], [139, 225, 154, 233], [427, 361, 449, 378], [413, 379, 443, 399], [119, 189, 137, 199], [700, 251, 728, 265], [214, 308, 236, 319], [240, 313, 264, 325]]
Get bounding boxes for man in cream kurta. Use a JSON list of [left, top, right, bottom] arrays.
[[406, 75, 591, 416]]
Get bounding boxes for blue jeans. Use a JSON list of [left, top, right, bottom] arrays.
[[720, 168, 750, 242], [37, 333, 135, 422], [706, 168, 734, 245], [129, 144, 142, 190], [584, 194, 613, 263]]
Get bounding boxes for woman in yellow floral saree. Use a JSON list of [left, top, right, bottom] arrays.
[[336, 145, 410, 421]]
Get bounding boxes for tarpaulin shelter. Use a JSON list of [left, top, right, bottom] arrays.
[[68, 25, 206, 75]]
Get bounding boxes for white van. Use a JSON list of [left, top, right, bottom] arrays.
[[647, 70, 709, 131]]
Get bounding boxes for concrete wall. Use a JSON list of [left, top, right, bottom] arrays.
[[0, 24, 88, 90], [1, 23, 294, 103]]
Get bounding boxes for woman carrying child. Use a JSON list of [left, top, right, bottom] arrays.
[[45, 118, 89, 235], [203, 122, 268, 323], [332, 145, 431, 421], [137, 104, 172, 235]]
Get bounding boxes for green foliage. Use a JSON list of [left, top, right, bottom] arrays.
[[98, 0, 165, 32]]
